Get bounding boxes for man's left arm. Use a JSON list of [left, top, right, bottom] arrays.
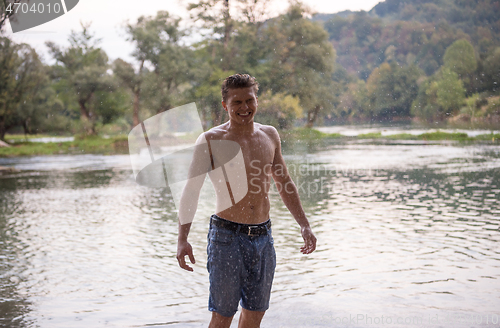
[[268, 128, 317, 254]]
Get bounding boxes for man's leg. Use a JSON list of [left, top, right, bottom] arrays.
[[238, 309, 265, 328], [207, 221, 240, 327], [209, 312, 234, 328]]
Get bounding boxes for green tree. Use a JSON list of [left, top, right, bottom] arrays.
[[435, 67, 466, 115], [256, 90, 302, 129], [46, 23, 120, 135], [443, 39, 477, 92], [460, 93, 481, 123], [0, 37, 57, 140], [411, 68, 466, 121], [411, 78, 441, 122], [14, 65, 67, 136], [112, 58, 143, 127], [126, 11, 192, 115], [336, 79, 371, 121], [189, 66, 234, 129], [188, 0, 233, 70], [185, 0, 277, 128], [324, 15, 348, 41], [482, 47, 500, 92], [366, 62, 421, 119], [264, 2, 337, 127]]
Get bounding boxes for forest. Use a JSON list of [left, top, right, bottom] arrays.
[[0, 0, 499, 141]]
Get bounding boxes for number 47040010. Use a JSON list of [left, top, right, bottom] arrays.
[[6, 2, 63, 14]]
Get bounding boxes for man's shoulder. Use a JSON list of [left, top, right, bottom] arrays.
[[256, 123, 280, 141], [203, 124, 228, 140]]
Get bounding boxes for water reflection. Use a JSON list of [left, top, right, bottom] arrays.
[[0, 141, 499, 327], [0, 190, 34, 328]]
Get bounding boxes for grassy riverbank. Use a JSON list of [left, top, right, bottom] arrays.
[[1, 129, 499, 157], [281, 128, 500, 143], [0, 135, 129, 157]]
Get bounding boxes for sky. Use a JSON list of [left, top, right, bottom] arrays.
[[5, 0, 383, 64]]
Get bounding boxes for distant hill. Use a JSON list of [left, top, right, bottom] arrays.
[[370, 0, 500, 41], [313, 0, 500, 79]]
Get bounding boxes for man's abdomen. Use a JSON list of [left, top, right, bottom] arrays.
[[216, 192, 271, 224]]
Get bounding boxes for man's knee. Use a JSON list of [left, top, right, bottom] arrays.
[[239, 308, 266, 328], [209, 311, 233, 328]]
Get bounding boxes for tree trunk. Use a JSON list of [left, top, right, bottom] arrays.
[[22, 118, 31, 137], [222, 0, 232, 70], [213, 107, 226, 126], [211, 107, 217, 127], [132, 59, 145, 128], [79, 100, 94, 135], [200, 100, 208, 131], [0, 121, 6, 141], [223, 0, 230, 50], [133, 90, 140, 127], [306, 105, 321, 128]]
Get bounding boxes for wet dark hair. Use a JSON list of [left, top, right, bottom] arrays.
[[221, 73, 259, 102]]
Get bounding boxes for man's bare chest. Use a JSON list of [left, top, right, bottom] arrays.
[[208, 131, 275, 175]]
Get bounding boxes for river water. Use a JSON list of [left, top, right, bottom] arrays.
[[1, 135, 499, 327]]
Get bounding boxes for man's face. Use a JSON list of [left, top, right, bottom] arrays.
[[222, 87, 258, 125]]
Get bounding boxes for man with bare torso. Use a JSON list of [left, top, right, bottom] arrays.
[[177, 74, 316, 328]]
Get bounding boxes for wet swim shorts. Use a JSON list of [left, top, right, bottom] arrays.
[[207, 214, 276, 317]]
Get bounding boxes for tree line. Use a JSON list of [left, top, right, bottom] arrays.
[[0, 0, 499, 141]]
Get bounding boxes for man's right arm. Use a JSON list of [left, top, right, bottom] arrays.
[[176, 133, 212, 271]]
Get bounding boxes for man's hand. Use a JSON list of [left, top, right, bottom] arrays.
[[300, 226, 317, 254], [177, 240, 196, 271]]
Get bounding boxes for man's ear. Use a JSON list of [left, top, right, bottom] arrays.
[[222, 100, 228, 112]]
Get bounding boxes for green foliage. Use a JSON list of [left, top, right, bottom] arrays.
[[46, 23, 124, 135], [435, 68, 466, 114], [5, 0, 500, 139], [324, 15, 349, 41], [320, 12, 469, 78], [280, 127, 337, 142], [0, 135, 129, 157], [412, 66, 466, 121], [357, 132, 383, 139], [411, 79, 437, 121], [480, 47, 500, 93], [317, 0, 499, 79], [184, 1, 337, 128], [443, 39, 477, 77], [126, 11, 192, 114], [372, 0, 500, 43], [373, 131, 475, 141], [0, 37, 66, 140], [484, 95, 500, 116], [366, 62, 422, 119], [264, 3, 337, 127], [112, 58, 142, 126], [256, 90, 302, 129], [335, 79, 370, 120], [419, 131, 470, 141], [459, 93, 482, 118], [189, 66, 235, 129]]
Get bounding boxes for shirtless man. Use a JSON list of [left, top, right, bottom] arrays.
[[176, 74, 316, 328]]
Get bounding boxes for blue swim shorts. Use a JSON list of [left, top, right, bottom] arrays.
[[207, 214, 276, 317]]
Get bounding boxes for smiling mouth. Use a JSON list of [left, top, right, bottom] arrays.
[[237, 112, 252, 117]]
